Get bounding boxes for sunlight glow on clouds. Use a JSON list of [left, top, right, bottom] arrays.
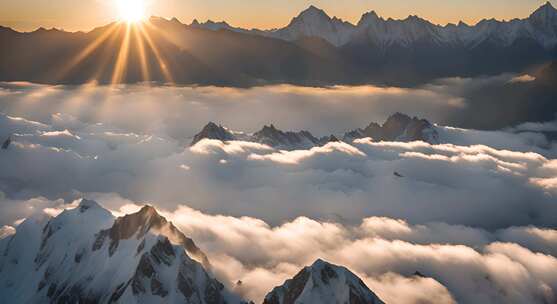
[[9, 196, 553, 304], [0, 82, 555, 228], [0, 82, 555, 303]]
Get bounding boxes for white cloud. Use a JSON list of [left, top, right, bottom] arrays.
[[129, 202, 556, 304], [0, 225, 15, 239], [0, 103, 555, 228], [0, 82, 556, 303], [3, 194, 556, 304], [509, 74, 536, 83]]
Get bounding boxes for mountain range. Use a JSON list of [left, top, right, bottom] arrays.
[[195, 3, 557, 49], [1, 3, 557, 86], [191, 113, 440, 149], [0, 199, 385, 304]]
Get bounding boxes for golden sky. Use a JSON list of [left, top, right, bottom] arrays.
[[0, 0, 554, 32]]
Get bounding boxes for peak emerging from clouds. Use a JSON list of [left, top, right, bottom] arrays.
[[263, 259, 385, 304], [191, 113, 439, 149], [0, 201, 388, 304], [0, 200, 246, 304]]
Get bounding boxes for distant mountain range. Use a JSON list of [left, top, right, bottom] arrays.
[[191, 113, 440, 150], [1, 3, 557, 86], [0, 199, 385, 304], [195, 3, 557, 49]]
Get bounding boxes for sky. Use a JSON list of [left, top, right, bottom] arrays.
[[0, 0, 554, 32]]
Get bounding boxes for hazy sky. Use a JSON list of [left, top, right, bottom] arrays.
[[0, 0, 554, 32]]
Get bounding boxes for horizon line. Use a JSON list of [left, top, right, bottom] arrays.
[[1, 1, 554, 34]]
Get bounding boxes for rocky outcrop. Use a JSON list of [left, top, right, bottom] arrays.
[[0, 201, 388, 304], [252, 125, 321, 150], [191, 113, 439, 150], [0, 200, 244, 304], [263, 259, 385, 304], [344, 113, 439, 143], [191, 122, 236, 146], [93, 205, 209, 266]]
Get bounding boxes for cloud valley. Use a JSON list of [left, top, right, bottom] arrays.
[[0, 80, 556, 303]]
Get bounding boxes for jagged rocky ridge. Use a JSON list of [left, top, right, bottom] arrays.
[[194, 2, 557, 49], [1, 3, 556, 86], [191, 113, 439, 149], [0, 200, 386, 304], [263, 259, 384, 304], [0, 200, 244, 304]]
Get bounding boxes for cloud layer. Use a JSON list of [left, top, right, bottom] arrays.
[[0, 82, 556, 303], [9, 196, 556, 304], [0, 83, 556, 228]]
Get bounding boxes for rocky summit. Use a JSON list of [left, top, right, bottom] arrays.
[[191, 113, 439, 150], [0, 200, 385, 304]]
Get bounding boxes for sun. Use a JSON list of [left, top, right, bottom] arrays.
[[116, 0, 147, 23]]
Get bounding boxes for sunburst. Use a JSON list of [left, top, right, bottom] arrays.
[[54, 0, 181, 86], [116, 0, 147, 23]]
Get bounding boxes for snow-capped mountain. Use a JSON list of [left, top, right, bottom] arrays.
[[2, 4, 556, 86], [0, 201, 388, 304], [268, 5, 356, 47], [263, 259, 384, 304], [191, 113, 439, 149], [192, 2, 557, 49], [0, 200, 245, 304]]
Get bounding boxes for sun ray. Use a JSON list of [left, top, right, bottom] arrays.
[[138, 23, 175, 84], [55, 24, 119, 82], [132, 24, 150, 83], [111, 23, 132, 84], [89, 24, 125, 84]]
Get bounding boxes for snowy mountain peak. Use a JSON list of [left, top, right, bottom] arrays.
[[534, 1, 556, 14], [184, 3, 557, 50], [274, 4, 355, 46], [192, 122, 235, 145], [136, 204, 159, 217], [93, 205, 210, 266], [252, 124, 321, 149], [191, 122, 324, 150], [531, 2, 557, 18], [78, 198, 103, 212], [263, 259, 385, 304], [342, 113, 439, 144], [296, 5, 331, 21], [357, 11, 381, 26], [192, 113, 439, 150], [0, 202, 244, 304]]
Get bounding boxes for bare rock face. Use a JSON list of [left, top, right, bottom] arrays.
[[192, 122, 236, 145], [344, 113, 439, 143], [93, 205, 209, 266], [192, 113, 439, 152], [0, 200, 246, 304], [1, 201, 391, 304], [264, 267, 310, 304], [253, 125, 320, 149], [263, 259, 385, 304], [537, 60, 557, 84], [1, 136, 11, 150], [192, 122, 325, 150]]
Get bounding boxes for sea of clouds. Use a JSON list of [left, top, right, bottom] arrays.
[[0, 79, 556, 303]]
